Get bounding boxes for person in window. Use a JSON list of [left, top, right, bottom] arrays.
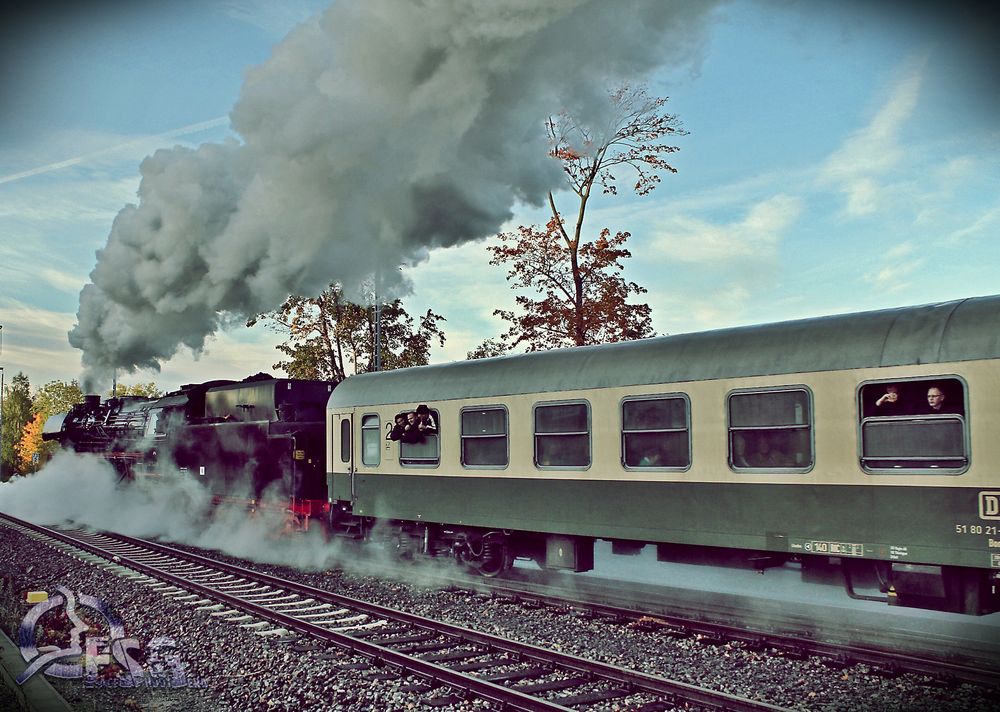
[[638, 448, 662, 467], [732, 434, 751, 468], [749, 434, 790, 467], [921, 385, 960, 415], [415, 404, 437, 435], [401, 411, 422, 443], [387, 414, 407, 441], [873, 384, 904, 416]]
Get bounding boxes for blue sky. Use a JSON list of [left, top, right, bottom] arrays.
[[1, 1, 997, 393]]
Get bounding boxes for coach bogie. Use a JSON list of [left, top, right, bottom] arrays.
[[451, 530, 514, 577]]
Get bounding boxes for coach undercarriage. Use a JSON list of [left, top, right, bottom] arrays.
[[327, 504, 999, 615]]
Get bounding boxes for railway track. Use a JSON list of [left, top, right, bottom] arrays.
[[290, 541, 1000, 690], [0, 512, 788, 711], [463, 575, 1000, 690]]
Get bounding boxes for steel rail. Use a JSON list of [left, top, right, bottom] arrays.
[[0, 513, 788, 712], [249, 543, 1000, 689], [474, 577, 1000, 689]]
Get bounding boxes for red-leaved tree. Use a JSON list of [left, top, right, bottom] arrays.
[[484, 84, 685, 351]]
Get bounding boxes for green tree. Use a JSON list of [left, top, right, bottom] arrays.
[[250, 282, 446, 380], [109, 382, 162, 398], [487, 84, 680, 350], [33, 380, 84, 418], [1, 372, 33, 479], [25, 379, 85, 473]]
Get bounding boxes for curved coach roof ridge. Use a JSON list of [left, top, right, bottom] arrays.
[[330, 295, 1000, 407]]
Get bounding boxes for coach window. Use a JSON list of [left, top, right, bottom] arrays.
[[858, 377, 968, 473], [461, 407, 508, 468], [534, 401, 590, 468], [400, 408, 440, 467], [728, 388, 813, 472], [339, 418, 351, 463], [361, 414, 380, 467], [622, 395, 690, 469]]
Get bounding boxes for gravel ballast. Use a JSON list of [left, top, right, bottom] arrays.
[[2, 525, 997, 712]]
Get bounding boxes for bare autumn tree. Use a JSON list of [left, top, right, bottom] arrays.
[[487, 84, 684, 351], [250, 283, 446, 381]]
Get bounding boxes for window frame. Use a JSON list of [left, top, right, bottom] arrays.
[[398, 408, 441, 468], [460, 405, 509, 469], [856, 375, 970, 475], [727, 385, 814, 474], [620, 393, 692, 472], [533, 399, 592, 470], [339, 417, 351, 464], [360, 413, 381, 467]]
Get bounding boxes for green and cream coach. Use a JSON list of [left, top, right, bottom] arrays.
[[327, 295, 1000, 615]]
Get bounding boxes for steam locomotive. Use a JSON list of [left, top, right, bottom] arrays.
[[43, 374, 334, 524]]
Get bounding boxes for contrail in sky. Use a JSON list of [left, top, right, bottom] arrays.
[[0, 116, 229, 186]]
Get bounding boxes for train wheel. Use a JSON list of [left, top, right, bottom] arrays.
[[478, 539, 511, 578], [383, 531, 415, 561]]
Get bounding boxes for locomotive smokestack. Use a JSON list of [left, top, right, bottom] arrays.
[[69, 0, 721, 385]]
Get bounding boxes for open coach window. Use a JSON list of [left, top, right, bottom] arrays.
[[728, 388, 813, 471], [859, 378, 968, 473], [399, 408, 440, 466]]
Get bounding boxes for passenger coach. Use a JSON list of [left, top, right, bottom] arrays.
[[327, 296, 1000, 614]]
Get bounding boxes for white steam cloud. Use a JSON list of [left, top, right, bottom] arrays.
[[69, 0, 721, 383], [0, 453, 341, 569]]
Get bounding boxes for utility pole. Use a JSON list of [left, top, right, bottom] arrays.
[[373, 267, 382, 372]]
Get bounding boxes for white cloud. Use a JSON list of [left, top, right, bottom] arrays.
[[947, 206, 1000, 244], [649, 285, 753, 334], [863, 257, 925, 293], [39, 268, 86, 294], [819, 58, 925, 216], [0, 297, 286, 392], [885, 242, 915, 259], [0, 174, 138, 224], [406, 240, 514, 362], [0, 302, 78, 385], [940, 155, 977, 182], [651, 194, 804, 263]]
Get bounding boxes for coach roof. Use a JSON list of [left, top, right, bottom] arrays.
[[329, 295, 1000, 407]]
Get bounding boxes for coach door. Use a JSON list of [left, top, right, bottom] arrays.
[[333, 412, 355, 500]]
